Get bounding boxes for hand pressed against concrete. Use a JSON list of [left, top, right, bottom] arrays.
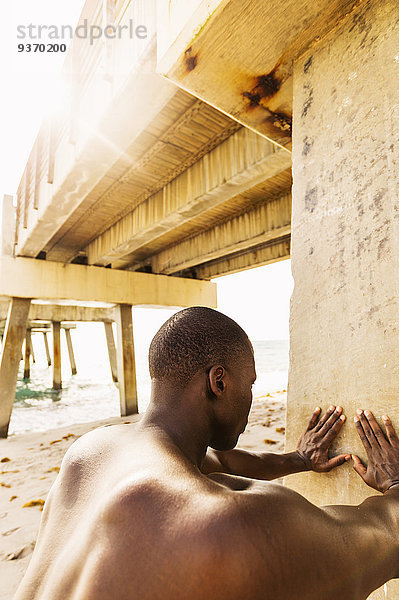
[[353, 410, 399, 492], [202, 405, 349, 481], [296, 405, 350, 472]]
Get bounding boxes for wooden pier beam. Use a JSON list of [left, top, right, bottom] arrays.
[[104, 322, 118, 383], [0, 298, 31, 438], [64, 328, 77, 375], [43, 331, 51, 366], [23, 328, 32, 380], [115, 305, 138, 416], [52, 321, 62, 390]]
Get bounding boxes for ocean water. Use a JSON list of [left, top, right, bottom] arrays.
[[8, 323, 289, 436]]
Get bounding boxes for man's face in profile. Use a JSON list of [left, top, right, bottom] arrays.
[[233, 356, 257, 438], [210, 354, 256, 451]]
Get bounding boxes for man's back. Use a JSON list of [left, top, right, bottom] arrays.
[[14, 418, 396, 600], [14, 423, 262, 600]]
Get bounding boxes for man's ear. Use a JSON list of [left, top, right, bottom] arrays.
[[208, 365, 226, 397]]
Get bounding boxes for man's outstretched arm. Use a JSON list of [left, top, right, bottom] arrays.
[[241, 411, 399, 599], [317, 411, 399, 596], [201, 405, 351, 479]]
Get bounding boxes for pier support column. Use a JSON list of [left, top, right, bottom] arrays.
[[52, 321, 62, 390], [0, 298, 31, 437], [43, 332, 51, 366], [65, 328, 77, 375], [30, 335, 35, 364], [104, 322, 118, 383], [23, 328, 32, 380], [286, 2, 399, 598], [115, 305, 138, 416]]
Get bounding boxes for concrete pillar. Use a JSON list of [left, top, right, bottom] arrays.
[[64, 328, 77, 375], [0, 298, 31, 437], [52, 321, 62, 390], [115, 305, 138, 416], [23, 329, 32, 380], [29, 333, 35, 364], [286, 2, 399, 597], [43, 331, 51, 366], [104, 321, 118, 382]]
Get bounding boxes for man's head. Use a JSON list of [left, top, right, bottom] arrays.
[[149, 307, 256, 450]]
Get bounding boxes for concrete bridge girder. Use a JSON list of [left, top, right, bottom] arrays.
[[157, 0, 362, 147], [0, 301, 115, 323], [85, 127, 291, 269], [150, 192, 292, 276], [194, 237, 290, 280], [0, 256, 217, 308]]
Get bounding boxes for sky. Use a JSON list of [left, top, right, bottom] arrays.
[[1, 0, 293, 341], [0, 0, 85, 197]]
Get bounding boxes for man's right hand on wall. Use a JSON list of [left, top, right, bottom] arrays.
[[353, 410, 399, 493]]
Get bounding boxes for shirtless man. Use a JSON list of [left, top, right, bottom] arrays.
[[14, 307, 399, 599]]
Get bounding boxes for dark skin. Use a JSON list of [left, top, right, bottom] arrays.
[[13, 353, 399, 600], [353, 409, 399, 492], [202, 403, 350, 478]]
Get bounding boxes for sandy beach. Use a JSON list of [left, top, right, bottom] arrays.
[[0, 391, 286, 600]]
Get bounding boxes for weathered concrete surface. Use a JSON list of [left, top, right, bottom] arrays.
[[23, 328, 32, 380], [104, 322, 118, 383], [43, 331, 51, 366], [85, 127, 291, 268], [0, 301, 115, 323], [65, 328, 77, 375], [286, 1, 399, 597], [52, 321, 62, 390], [193, 237, 290, 279], [115, 305, 138, 416], [157, 0, 364, 147], [0, 298, 31, 437], [151, 193, 291, 275], [0, 257, 217, 308]]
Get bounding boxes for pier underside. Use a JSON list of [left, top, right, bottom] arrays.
[[13, 22, 292, 278], [4, 5, 399, 597]]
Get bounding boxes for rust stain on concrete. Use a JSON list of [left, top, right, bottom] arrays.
[[242, 69, 282, 107], [268, 110, 292, 134], [184, 47, 198, 72], [241, 67, 292, 139]]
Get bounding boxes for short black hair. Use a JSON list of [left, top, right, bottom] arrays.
[[149, 307, 252, 386]]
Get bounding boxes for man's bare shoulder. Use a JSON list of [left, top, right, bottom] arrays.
[[91, 476, 266, 600], [206, 471, 307, 505], [205, 472, 331, 544], [104, 470, 312, 538], [57, 422, 138, 477]]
